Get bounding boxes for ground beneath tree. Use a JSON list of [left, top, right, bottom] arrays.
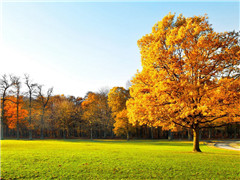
[[213, 141, 240, 151]]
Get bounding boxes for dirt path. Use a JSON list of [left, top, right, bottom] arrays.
[[214, 141, 240, 151]]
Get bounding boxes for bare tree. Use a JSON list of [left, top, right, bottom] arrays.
[[37, 85, 53, 139], [12, 76, 21, 140], [0, 74, 14, 140], [25, 74, 37, 140]]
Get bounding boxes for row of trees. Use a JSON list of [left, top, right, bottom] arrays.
[[1, 13, 240, 152], [0, 74, 53, 140], [1, 74, 239, 143], [0, 75, 127, 140]]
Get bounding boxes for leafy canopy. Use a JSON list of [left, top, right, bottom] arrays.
[[108, 87, 131, 136], [127, 13, 240, 130]]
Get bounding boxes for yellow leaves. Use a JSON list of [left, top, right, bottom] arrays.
[[108, 87, 132, 135], [108, 87, 129, 113], [128, 12, 240, 130], [113, 109, 133, 136], [81, 93, 97, 109]]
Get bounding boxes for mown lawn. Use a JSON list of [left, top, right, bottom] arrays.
[[1, 139, 239, 179]]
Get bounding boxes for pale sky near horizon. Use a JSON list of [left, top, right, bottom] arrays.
[[0, 1, 239, 97]]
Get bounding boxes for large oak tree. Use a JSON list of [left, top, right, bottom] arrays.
[[127, 13, 240, 152]]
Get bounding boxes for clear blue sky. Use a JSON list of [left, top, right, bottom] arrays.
[[1, 1, 239, 97]]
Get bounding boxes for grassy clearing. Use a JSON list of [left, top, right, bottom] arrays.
[[1, 140, 240, 179]]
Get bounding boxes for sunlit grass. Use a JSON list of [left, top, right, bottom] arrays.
[[1, 140, 239, 179]]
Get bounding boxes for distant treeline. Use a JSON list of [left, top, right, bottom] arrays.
[[0, 74, 239, 140]]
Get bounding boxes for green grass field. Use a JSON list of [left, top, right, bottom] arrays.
[[1, 140, 239, 179]]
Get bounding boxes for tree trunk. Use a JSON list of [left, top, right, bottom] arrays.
[[234, 126, 237, 139], [225, 127, 229, 138], [111, 127, 114, 138], [104, 131, 107, 139], [6, 125, 9, 137], [90, 126, 93, 141], [16, 121, 19, 140], [98, 126, 101, 139], [157, 127, 160, 139], [16, 99, 19, 140], [0, 118, 3, 140], [63, 129, 66, 139], [29, 95, 32, 140], [181, 131, 184, 140], [52, 130, 55, 138], [208, 128, 212, 139], [193, 127, 201, 152], [29, 130, 32, 140], [221, 130, 224, 139], [127, 131, 129, 141], [0, 121, 3, 140], [151, 126, 154, 139], [214, 128, 217, 138], [40, 109, 45, 139], [199, 130, 202, 140], [1, 99, 4, 140], [168, 130, 173, 140]]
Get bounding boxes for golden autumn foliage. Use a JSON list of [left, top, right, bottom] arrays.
[[108, 87, 132, 139], [50, 95, 75, 138], [82, 92, 112, 139], [108, 87, 130, 115], [82, 92, 100, 123], [82, 93, 97, 109], [127, 13, 240, 151], [113, 109, 129, 136], [4, 96, 28, 129]]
